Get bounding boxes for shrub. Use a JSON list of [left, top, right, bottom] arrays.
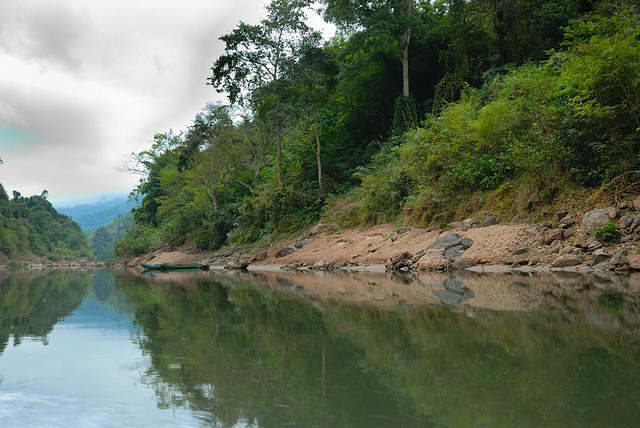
[[592, 221, 622, 243]]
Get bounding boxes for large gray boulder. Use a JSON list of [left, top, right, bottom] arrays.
[[415, 234, 473, 270], [581, 208, 616, 232], [275, 245, 297, 258], [552, 254, 583, 268], [225, 260, 250, 270]]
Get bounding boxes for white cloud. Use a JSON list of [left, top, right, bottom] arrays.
[[0, 0, 334, 206]]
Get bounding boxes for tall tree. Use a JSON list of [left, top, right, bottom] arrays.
[[288, 40, 337, 190], [209, 0, 318, 188], [323, 0, 421, 98]]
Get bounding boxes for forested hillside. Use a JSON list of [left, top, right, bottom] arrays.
[[116, 0, 640, 257], [0, 184, 92, 262], [90, 213, 134, 261]]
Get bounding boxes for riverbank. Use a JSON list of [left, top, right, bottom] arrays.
[[0, 259, 104, 270], [124, 199, 640, 273]]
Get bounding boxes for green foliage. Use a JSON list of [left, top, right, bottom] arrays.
[[0, 186, 92, 261], [7, 260, 27, 270], [326, 6, 640, 225], [115, 227, 160, 257], [120, 0, 635, 251], [592, 221, 622, 243]]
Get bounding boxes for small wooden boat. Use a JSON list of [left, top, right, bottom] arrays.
[[141, 263, 209, 271]]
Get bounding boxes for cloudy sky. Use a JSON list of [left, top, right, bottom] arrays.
[[0, 0, 332, 207]]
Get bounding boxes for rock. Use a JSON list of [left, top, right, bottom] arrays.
[[558, 215, 576, 228], [275, 245, 297, 258], [386, 251, 413, 271], [528, 258, 539, 266], [544, 228, 565, 245], [308, 223, 338, 236], [396, 227, 409, 235], [587, 240, 603, 252], [225, 260, 250, 270], [556, 210, 570, 221], [462, 218, 477, 230], [620, 215, 634, 230], [252, 250, 268, 262], [574, 233, 590, 248], [592, 249, 611, 265], [294, 239, 309, 249], [430, 234, 473, 250], [630, 214, 640, 233], [581, 208, 616, 233], [540, 221, 553, 229], [415, 234, 473, 270], [633, 196, 640, 211], [611, 248, 629, 266], [552, 254, 583, 268], [593, 262, 615, 270], [511, 247, 529, 256], [628, 253, 640, 270], [312, 260, 335, 270], [559, 246, 573, 256], [479, 213, 497, 227], [563, 229, 575, 239]]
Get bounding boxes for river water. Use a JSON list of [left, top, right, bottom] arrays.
[[0, 268, 639, 427]]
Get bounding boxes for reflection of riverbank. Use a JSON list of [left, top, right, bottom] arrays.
[[125, 269, 640, 333], [112, 268, 640, 427]]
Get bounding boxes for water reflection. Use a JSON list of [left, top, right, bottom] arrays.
[[0, 269, 639, 427], [119, 269, 640, 427]]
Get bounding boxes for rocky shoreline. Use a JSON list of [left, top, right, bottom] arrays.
[[0, 260, 105, 270], [123, 196, 640, 275]]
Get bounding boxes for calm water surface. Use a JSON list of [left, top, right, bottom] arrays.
[[0, 268, 639, 427]]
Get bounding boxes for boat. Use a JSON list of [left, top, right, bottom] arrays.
[[141, 263, 209, 271]]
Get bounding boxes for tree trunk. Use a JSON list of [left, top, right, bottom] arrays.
[[276, 95, 283, 188], [209, 186, 218, 211], [401, 41, 410, 97], [314, 111, 323, 191], [400, 0, 413, 97], [276, 129, 283, 188]]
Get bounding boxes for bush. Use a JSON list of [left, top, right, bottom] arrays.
[[592, 221, 622, 243], [115, 227, 160, 257]]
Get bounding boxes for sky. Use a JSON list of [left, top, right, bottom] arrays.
[[0, 0, 333, 207]]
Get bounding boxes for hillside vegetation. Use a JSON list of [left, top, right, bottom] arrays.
[[117, 1, 640, 257], [0, 184, 92, 263], [90, 213, 134, 261]]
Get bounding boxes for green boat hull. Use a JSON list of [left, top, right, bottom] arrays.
[[141, 264, 208, 271]]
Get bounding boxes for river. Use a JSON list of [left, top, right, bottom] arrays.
[[0, 268, 639, 427]]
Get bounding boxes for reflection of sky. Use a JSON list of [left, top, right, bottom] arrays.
[[0, 297, 200, 427]]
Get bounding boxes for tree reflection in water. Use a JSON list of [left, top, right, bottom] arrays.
[[114, 269, 640, 428]]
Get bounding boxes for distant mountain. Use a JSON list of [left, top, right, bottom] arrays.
[[58, 196, 136, 232]]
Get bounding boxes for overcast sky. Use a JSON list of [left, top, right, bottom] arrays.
[[0, 0, 332, 207]]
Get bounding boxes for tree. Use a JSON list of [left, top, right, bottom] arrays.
[[323, 0, 422, 98], [209, 0, 318, 188], [288, 41, 337, 190]]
